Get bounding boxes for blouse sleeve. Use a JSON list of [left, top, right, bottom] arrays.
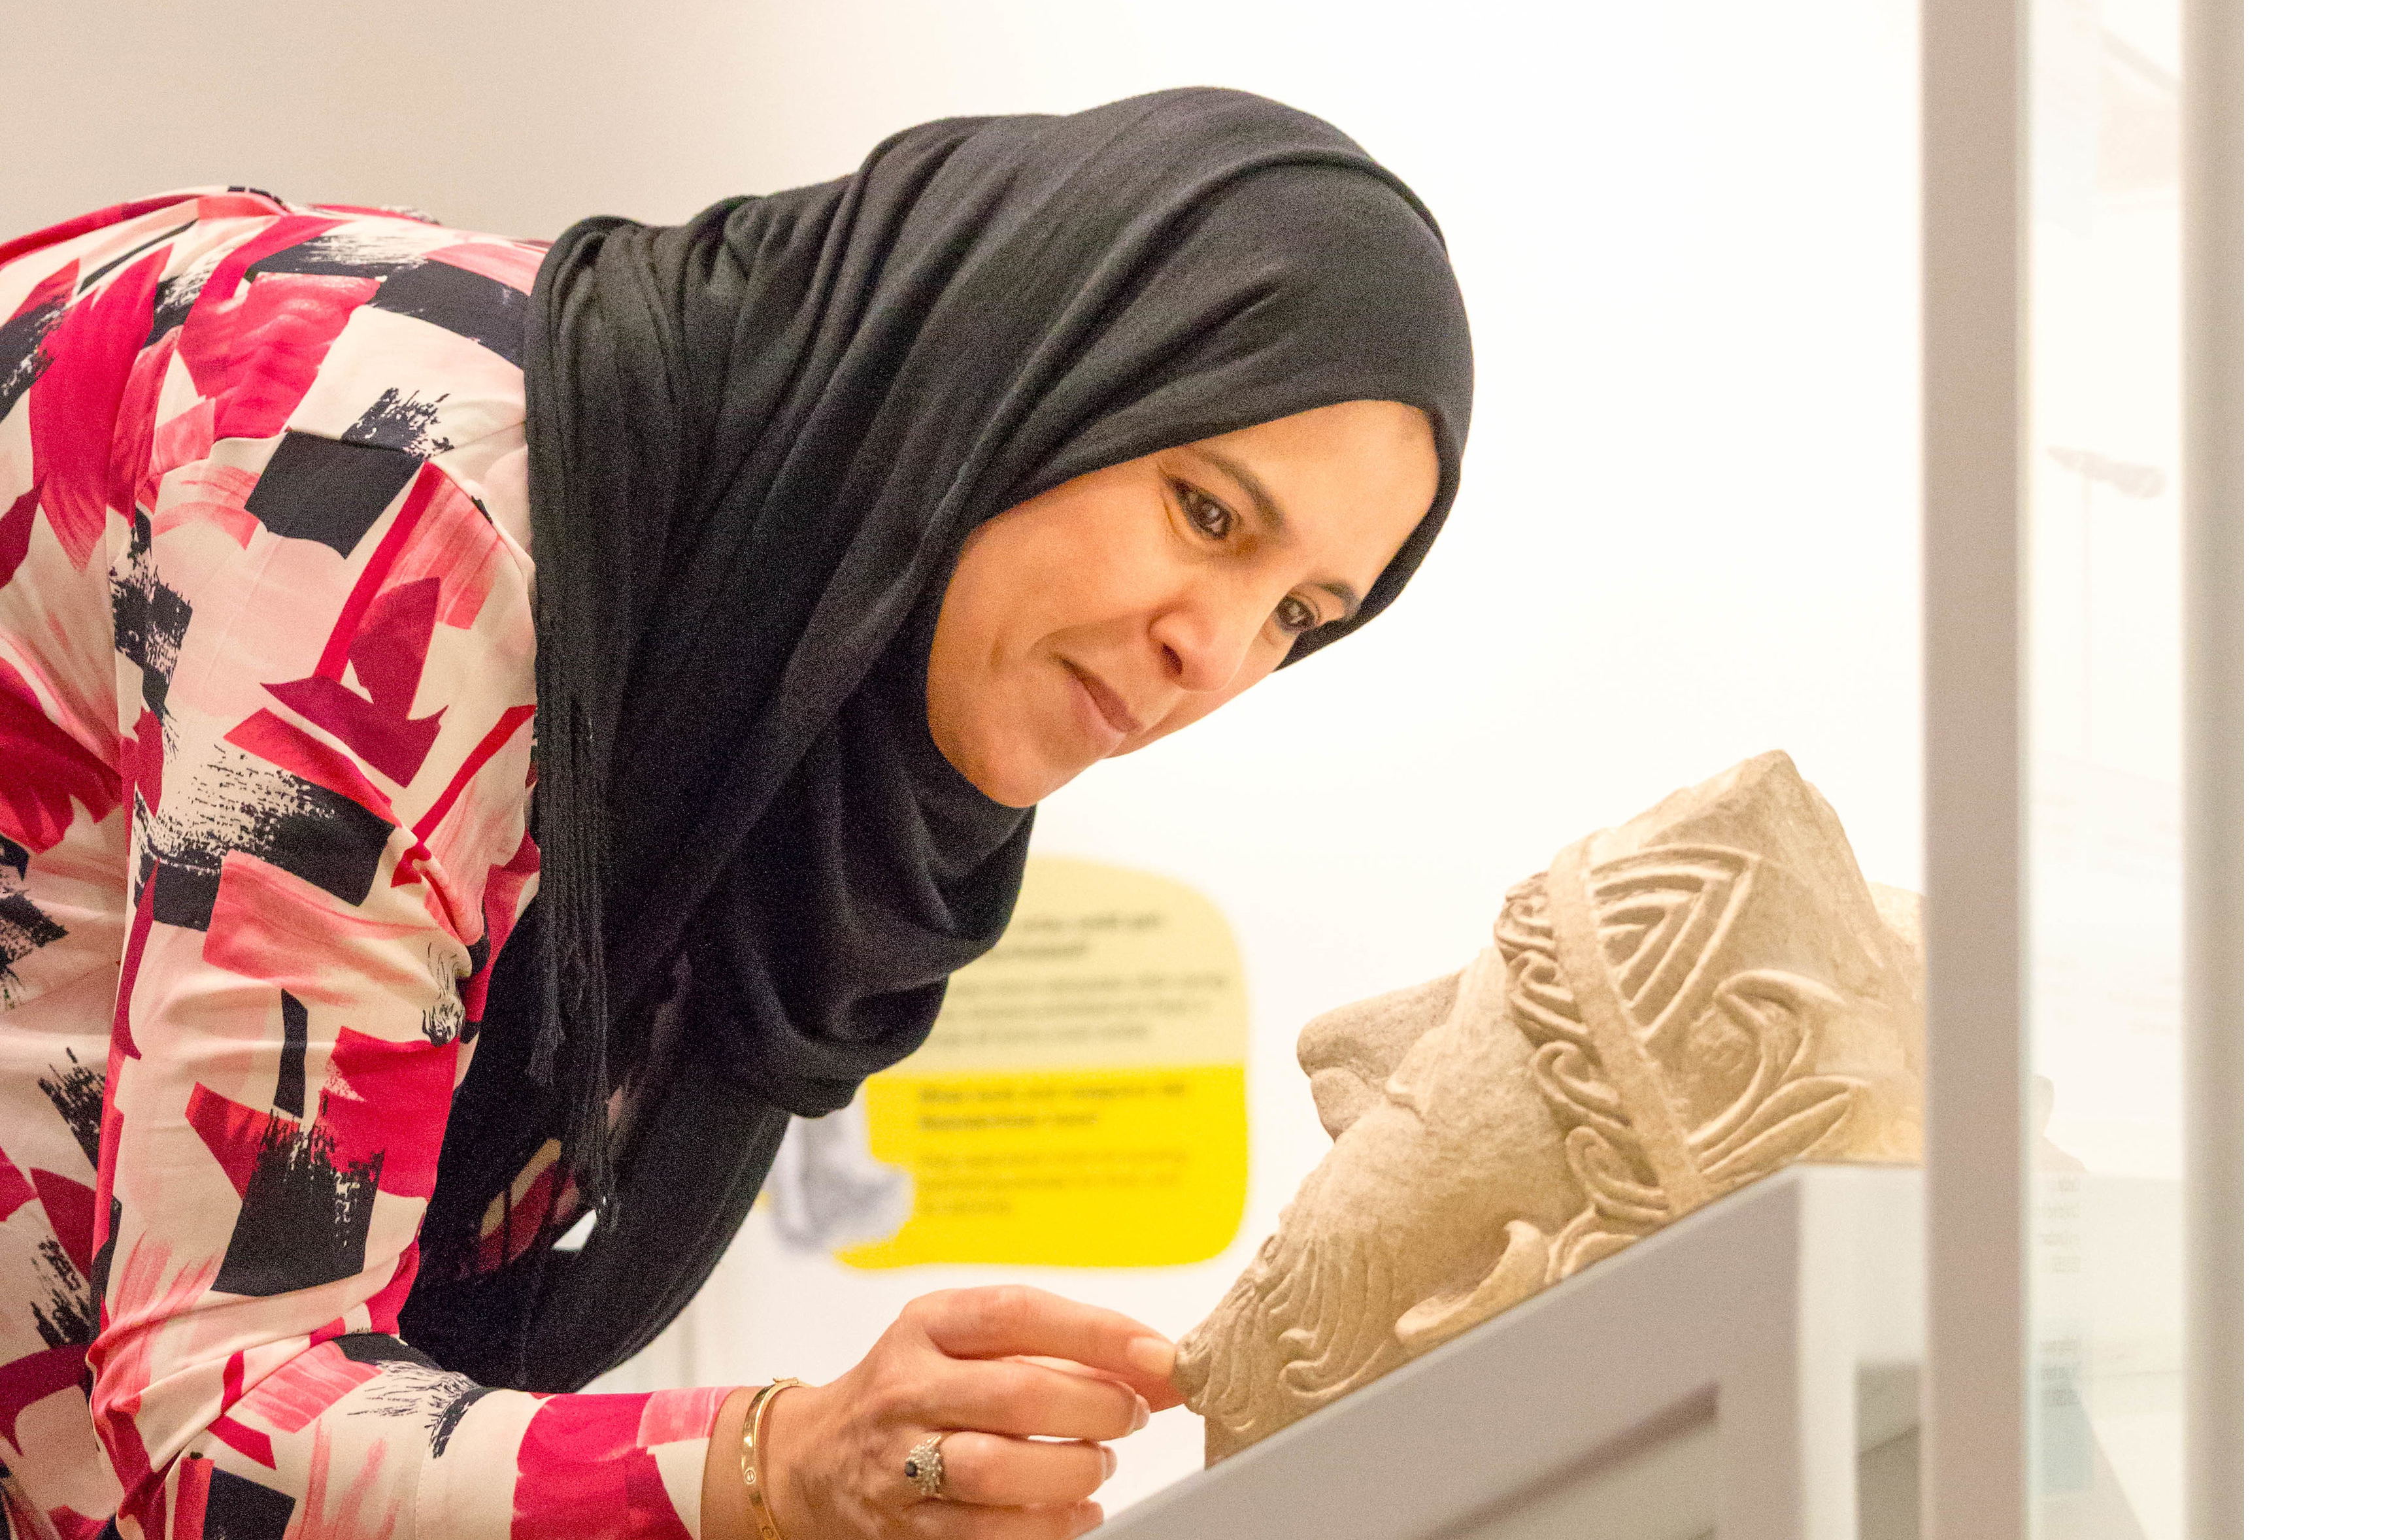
[[94, 427, 728, 1540]]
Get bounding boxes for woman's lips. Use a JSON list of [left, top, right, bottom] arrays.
[[1064, 660, 1141, 737]]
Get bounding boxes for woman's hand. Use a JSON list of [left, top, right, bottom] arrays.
[[703, 1285, 1184, 1539]]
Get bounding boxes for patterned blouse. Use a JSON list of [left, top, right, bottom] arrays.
[[0, 191, 726, 1540]]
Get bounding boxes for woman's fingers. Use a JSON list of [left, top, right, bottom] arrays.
[[909, 1286, 1184, 1409], [1007, 1354, 1119, 1380], [822, 1286, 1176, 1539], [920, 1355, 1150, 1441], [930, 1432, 1113, 1508], [907, 1499, 1103, 1540]]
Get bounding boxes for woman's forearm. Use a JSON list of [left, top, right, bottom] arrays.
[[702, 1384, 765, 1540]]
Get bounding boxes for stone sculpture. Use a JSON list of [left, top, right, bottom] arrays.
[[1173, 751, 1924, 1462]]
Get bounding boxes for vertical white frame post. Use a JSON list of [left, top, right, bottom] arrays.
[[1921, 0, 2029, 1536], [2183, 0, 2243, 1534]]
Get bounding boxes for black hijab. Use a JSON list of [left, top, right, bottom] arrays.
[[403, 87, 1471, 1390]]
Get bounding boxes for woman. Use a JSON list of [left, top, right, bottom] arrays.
[[0, 88, 1470, 1540]]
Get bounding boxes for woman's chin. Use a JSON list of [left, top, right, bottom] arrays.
[[943, 737, 1087, 808], [982, 776, 1049, 810]]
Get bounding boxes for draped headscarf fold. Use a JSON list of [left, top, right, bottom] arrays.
[[403, 86, 1473, 1390]]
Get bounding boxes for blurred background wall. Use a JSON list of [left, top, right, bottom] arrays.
[[3, 0, 1921, 1507]]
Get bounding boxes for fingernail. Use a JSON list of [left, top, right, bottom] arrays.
[[1128, 1336, 1177, 1379], [1132, 1396, 1151, 1431], [1103, 1445, 1118, 1479]]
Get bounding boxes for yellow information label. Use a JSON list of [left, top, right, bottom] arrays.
[[841, 857, 1247, 1269]]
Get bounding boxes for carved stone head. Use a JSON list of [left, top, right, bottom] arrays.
[[1173, 752, 1924, 1461]]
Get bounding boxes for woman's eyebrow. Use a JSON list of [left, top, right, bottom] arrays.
[[1194, 446, 1363, 621], [1195, 447, 1287, 535]]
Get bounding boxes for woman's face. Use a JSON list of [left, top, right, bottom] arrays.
[[928, 399, 1439, 807]]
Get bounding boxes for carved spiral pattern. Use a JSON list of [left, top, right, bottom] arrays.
[[1492, 843, 1864, 1284]]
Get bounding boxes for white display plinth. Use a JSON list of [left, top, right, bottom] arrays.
[[1100, 1165, 1926, 1540]]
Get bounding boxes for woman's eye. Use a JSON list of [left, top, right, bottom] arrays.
[[1275, 595, 1320, 636], [1175, 481, 1234, 540]]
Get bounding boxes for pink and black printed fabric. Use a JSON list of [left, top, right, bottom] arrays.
[[0, 192, 727, 1540]]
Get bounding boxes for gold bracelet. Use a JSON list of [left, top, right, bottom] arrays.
[[739, 1378, 810, 1540]]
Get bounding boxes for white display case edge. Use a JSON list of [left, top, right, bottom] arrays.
[[1099, 1163, 1926, 1540]]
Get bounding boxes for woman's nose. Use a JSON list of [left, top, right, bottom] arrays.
[[1150, 597, 1252, 695]]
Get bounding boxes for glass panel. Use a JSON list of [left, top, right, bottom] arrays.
[[2026, 1, 2187, 1534]]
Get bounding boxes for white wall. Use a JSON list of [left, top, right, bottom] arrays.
[[7, 0, 1923, 1510], [2249, 3, 2399, 1530]]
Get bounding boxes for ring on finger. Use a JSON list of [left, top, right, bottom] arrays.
[[903, 1432, 952, 1499]]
